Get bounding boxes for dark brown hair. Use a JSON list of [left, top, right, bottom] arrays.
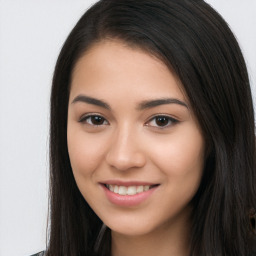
[[47, 0, 256, 255]]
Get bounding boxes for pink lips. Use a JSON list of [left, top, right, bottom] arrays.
[[100, 181, 159, 207]]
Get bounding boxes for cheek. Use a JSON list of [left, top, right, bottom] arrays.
[[67, 127, 107, 178], [149, 125, 205, 186]]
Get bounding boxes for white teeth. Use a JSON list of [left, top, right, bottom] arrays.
[[106, 184, 154, 196], [127, 186, 137, 195], [144, 185, 150, 191], [118, 186, 127, 195], [136, 186, 143, 193], [114, 185, 119, 193]]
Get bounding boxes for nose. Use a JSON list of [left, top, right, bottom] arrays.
[[105, 127, 146, 171]]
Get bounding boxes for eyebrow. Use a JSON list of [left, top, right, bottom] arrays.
[[137, 98, 188, 110], [71, 94, 188, 110], [71, 95, 111, 110]]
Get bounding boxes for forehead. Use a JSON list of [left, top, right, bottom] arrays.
[[70, 40, 187, 103]]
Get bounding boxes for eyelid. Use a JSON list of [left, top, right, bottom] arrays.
[[145, 114, 179, 128], [79, 113, 109, 125]]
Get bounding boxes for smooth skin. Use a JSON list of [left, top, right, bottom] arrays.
[[67, 40, 205, 256]]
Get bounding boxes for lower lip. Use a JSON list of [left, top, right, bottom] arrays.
[[101, 184, 158, 207]]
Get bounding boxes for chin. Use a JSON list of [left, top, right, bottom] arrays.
[[103, 216, 158, 237], [111, 225, 153, 237]]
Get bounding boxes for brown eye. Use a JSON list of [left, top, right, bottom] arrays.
[[155, 116, 170, 127], [80, 115, 108, 126], [90, 116, 105, 125], [146, 115, 178, 128]]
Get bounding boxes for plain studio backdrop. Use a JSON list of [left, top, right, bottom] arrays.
[[0, 1, 255, 256]]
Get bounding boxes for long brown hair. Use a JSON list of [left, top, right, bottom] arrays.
[[47, 0, 256, 255]]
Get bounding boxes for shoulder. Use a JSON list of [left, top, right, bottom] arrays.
[[29, 251, 45, 256]]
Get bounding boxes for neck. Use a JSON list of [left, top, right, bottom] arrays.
[[111, 216, 191, 256]]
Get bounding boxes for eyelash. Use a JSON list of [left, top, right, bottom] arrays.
[[79, 114, 109, 126], [79, 114, 179, 129], [146, 115, 179, 128]]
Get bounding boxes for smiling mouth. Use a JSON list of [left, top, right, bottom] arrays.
[[104, 184, 159, 196]]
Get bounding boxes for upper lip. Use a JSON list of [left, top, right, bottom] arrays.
[[100, 180, 159, 186]]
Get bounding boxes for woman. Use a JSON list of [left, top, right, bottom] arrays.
[[34, 0, 256, 255]]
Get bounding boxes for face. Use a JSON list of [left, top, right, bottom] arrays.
[[67, 40, 205, 237]]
